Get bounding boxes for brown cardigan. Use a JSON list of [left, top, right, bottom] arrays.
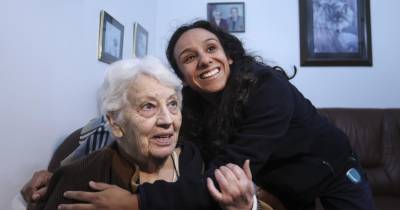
[[36, 142, 134, 210], [36, 141, 203, 210]]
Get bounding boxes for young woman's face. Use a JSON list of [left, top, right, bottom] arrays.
[[173, 28, 232, 93]]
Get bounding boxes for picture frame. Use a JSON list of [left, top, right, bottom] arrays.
[[133, 22, 149, 58], [299, 0, 372, 66], [97, 10, 124, 64], [207, 2, 245, 33]]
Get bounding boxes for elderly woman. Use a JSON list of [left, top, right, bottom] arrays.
[[34, 57, 261, 210], [34, 57, 197, 209]]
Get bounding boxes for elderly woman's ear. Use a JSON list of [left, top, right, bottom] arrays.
[[106, 113, 124, 138]]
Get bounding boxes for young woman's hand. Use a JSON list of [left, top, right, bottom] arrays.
[[21, 170, 52, 207], [58, 181, 138, 210], [207, 160, 255, 210]]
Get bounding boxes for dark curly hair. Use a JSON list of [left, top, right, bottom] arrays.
[[166, 20, 260, 162]]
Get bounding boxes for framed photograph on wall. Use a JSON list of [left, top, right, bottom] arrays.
[[133, 22, 148, 58], [97, 10, 124, 64], [207, 2, 245, 33], [299, 0, 372, 66]]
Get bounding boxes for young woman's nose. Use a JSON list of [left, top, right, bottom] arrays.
[[198, 52, 213, 69]]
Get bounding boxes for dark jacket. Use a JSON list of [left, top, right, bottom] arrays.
[[139, 62, 353, 209]]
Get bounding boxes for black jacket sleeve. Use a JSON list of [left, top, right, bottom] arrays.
[[205, 70, 295, 177], [138, 141, 220, 210], [138, 70, 294, 210]]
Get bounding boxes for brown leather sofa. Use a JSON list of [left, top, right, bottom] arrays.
[[317, 108, 400, 210], [48, 108, 400, 209]]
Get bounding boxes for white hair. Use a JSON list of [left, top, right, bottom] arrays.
[[99, 56, 183, 117]]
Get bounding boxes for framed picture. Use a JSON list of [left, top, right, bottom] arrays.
[[97, 10, 124, 64], [133, 22, 149, 58], [207, 2, 245, 33], [299, 0, 372, 66]]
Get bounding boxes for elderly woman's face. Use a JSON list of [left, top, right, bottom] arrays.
[[112, 74, 181, 161]]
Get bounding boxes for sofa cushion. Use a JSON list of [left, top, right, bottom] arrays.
[[374, 196, 400, 210], [318, 109, 400, 197]]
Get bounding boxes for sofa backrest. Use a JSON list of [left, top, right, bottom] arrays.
[[318, 108, 400, 196], [47, 128, 82, 172]]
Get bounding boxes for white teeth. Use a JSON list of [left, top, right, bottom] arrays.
[[155, 134, 171, 139], [200, 68, 220, 79], [152, 134, 173, 146]]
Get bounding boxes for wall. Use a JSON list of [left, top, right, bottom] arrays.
[[1, 0, 399, 208], [154, 0, 400, 108], [0, 0, 157, 208]]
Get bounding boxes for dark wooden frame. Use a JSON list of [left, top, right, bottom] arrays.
[[97, 10, 124, 64], [299, 0, 372, 66], [207, 2, 245, 33], [132, 22, 148, 58]]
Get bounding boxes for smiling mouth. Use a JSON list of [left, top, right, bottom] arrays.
[[152, 134, 174, 146], [199, 68, 220, 80]]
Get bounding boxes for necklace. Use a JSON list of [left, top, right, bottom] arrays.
[[130, 151, 179, 192]]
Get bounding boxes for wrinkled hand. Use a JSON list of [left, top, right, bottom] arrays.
[[207, 160, 255, 210], [59, 181, 138, 210], [21, 170, 52, 206]]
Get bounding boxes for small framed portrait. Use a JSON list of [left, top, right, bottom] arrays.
[[299, 0, 372, 66], [207, 2, 245, 33], [133, 22, 149, 58], [97, 10, 124, 64]]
